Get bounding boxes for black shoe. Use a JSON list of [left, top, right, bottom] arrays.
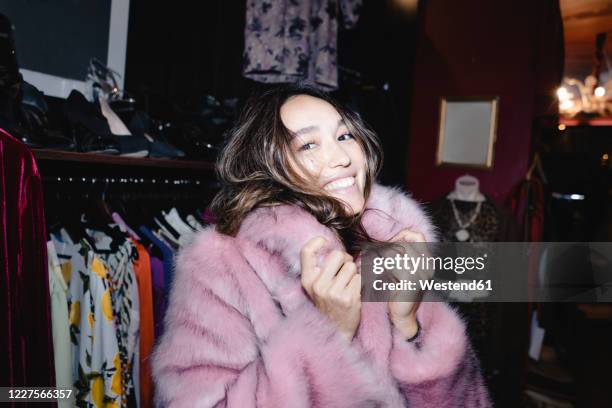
[[18, 81, 75, 150], [72, 126, 120, 155], [64, 90, 150, 156], [127, 111, 185, 159], [64, 91, 119, 154]]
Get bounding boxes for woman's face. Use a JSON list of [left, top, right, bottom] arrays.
[[280, 94, 367, 214]]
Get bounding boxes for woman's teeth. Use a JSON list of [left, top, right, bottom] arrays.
[[324, 176, 355, 191]]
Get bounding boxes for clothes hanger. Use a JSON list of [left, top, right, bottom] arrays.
[[52, 181, 97, 248], [117, 188, 162, 255], [446, 174, 486, 202], [81, 179, 126, 253], [47, 185, 79, 245], [526, 152, 548, 184], [162, 188, 195, 233], [185, 213, 205, 231], [162, 207, 195, 237], [107, 181, 143, 241]]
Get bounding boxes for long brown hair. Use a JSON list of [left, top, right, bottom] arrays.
[[210, 83, 383, 255]]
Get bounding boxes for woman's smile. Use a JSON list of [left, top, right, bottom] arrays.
[[323, 175, 356, 191]]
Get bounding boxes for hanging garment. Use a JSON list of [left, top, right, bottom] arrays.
[[153, 227, 180, 251], [508, 177, 545, 242], [131, 240, 154, 408], [201, 207, 216, 224], [149, 255, 166, 339], [162, 208, 196, 247], [93, 239, 140, 408], [52, 237, 123, 407], [47, 241, 74, 408], [139, 226, 174, 304], [185, 213, 205, 231], [112, 212, 142, 241], [507, 176, 546, 311], [0, 128, 55, 401], [243, 0, 363, 90], [428, 196, 520, 243], [427, 194, 525, 404]]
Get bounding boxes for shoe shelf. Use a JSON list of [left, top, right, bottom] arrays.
[[33, 148, 215, 171]]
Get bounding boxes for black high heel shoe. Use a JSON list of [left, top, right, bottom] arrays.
[[64, 90, 150, 157], [63, 90, 119, 154], [84, 59, 150, 158]]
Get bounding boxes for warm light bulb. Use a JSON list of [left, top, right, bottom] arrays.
[[558, 124, 566, 131], [595, 86, 606, 97], [560, 100, 574, 111]]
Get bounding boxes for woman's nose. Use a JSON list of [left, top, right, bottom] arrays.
[[328, 141, 351, 167]]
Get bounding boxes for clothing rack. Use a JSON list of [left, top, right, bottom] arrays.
[[43, 175, 215, 187], [43, 175, 219, 207]]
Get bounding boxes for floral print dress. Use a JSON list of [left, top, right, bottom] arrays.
[[243, 0, 363, 90], [53, 238, 123, 408], [96, 240, 140, 408]]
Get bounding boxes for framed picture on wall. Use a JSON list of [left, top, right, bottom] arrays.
[[436, 97, 499, 169]]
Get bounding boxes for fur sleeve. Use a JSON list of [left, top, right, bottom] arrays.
[[151, 229, 388, 407], [389, 301, 492, 407]]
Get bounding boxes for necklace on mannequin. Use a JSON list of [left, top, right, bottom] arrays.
[[449, 199, 482, 242]]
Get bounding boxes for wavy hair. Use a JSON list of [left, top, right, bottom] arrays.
[[210, 83, 383, 255]]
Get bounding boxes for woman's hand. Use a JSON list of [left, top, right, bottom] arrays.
[[387, 229, 430, 340], [300, 237, 362, 342]]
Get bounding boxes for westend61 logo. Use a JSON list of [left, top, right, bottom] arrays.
[[371, 253, 488, 275], [361, 242, 612, 303]]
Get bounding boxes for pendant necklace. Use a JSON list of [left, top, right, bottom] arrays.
[[449, 199, 482, 242]]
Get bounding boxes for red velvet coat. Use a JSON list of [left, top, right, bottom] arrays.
[[0, 128, 55, 402]]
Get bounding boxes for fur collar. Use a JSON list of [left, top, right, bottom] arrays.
[[236, 182, 437, 277], [233, 182, 437, 315]]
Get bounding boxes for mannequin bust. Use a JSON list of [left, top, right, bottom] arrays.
[[446, 174, 486, 202]]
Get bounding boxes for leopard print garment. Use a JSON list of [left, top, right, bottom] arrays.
[[430, 198, 500, 243], [427, 197, 506, 389]]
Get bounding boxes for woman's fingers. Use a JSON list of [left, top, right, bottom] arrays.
[[391, 229, 426, 243], [313, 250, 352, 295], [330, 260, 357, 293], [402, 231, 431, 259], [390, 229, 431, 260], [300, 236, 328, 295], [346, 273, 362, 300]]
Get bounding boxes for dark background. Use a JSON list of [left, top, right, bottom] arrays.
[[124, 0, 419, 187], [0, 0, 111, 80]]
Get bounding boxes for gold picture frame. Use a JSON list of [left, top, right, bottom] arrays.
[[436, 97, 499, 170]]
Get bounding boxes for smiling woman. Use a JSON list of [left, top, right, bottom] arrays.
[[210, 83, 383, 251], [281, 93, 368, 215], [151, 83, 491, 407]]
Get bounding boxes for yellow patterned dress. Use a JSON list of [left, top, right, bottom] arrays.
[[53, 238, 123, 408], [95, 240, 140, 408]]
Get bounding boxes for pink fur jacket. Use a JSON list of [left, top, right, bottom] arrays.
[[151, 183, 491, 407]]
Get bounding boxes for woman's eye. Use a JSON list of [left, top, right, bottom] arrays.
[[299, 142, 316, 151], [338, 133, 354, 141]]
